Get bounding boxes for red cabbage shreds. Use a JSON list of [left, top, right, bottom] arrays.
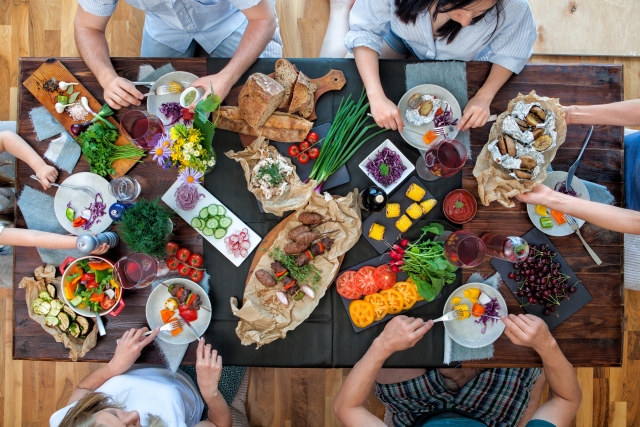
[[433, 104, 458, 127], [365, 148, 407, 187], [475, 297, 501, 334], [159, 102, 183, 125], [82, 193, 106, 230], [175, 183, 205, 211], [554, 181, 581, 198]]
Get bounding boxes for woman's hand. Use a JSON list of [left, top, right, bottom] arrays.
[[458, 92, 492, 131], [196, 337, 223, 401], [35, 163, 58, 190], [370, 95, 404, 133], [514, 184, 554, 206], [108, 327, 159, 376]]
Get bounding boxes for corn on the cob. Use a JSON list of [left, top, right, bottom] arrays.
[[395, 215, 412, 233], [405, 183, 426, 202], [420, 199, 437, 214], [451, 297, 462, 305], [168, 81, 184, 93], [406, 203, 423, 220], [386, 203, 401, 218], [368, 223, 385, 241], [453, 304, 470, 320]]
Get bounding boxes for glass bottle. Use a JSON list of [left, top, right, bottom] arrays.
[[481, 234, 529, 263], [358, 186, 387, 212]]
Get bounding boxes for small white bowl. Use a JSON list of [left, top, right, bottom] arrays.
[[179, 87, 204, 108], [359, 139, 415, 194]]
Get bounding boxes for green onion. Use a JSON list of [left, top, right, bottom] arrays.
[[308, 89, 388, 192]]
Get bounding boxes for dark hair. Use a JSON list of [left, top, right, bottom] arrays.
[[394, 0, 503, 44]]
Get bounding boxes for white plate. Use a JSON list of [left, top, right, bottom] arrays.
[[53, 172, 117, 235], [162, 180, 261, 267], [397, 84, 461, 150], [146, 71, 199, 126], [526, 171, 590, 237], [443, 283, 507, 349], [358, 139, 415, 194], [146, 278, 212, 345]]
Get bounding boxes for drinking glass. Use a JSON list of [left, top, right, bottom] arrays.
[[109, 176, 141, 203], [444, 230, 486, 268], [113, 253, 158, 289], [120, 110, 165, 149], [416, 138, 468, 182]]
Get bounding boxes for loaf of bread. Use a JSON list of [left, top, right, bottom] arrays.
[[215, 106, 313, 143], [238, 73, 285, 130], [274, 59, 298, 109], [288, 71, 316, 118]]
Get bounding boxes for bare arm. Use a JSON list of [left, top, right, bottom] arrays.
[[564, 100, 640, 126], [192, 338, 233, 427], [74, 6, 142, 109], [0, 130, 57, 189], [515, 184, 640, 234], [458, 63, 512, 131]]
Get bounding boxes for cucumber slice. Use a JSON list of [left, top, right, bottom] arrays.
[[202, 227, 214, 236], [70, 295, 83, 306], [206, 218, 219, 229], [217, 205, 226, 216], [213, 228, 227, 239], [218, 217, 232, 229], [207, 204, 218, 216], [191, 217, 203, 230], [199, 207, 209, 219]]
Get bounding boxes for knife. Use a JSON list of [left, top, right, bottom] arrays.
[[566, 126, 594, 191], [175, 313, 200, 338]]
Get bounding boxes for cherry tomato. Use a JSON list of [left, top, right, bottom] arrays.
[[190, 269, 204, 282], [81, 273, 95, 282], [167, 258, 180, 271], [288, 145, 300, 157], [177, 248, 191, 262], [298, 152, 310, 164], [100, 296, 115, 310], [166, 242, 179, 256], [373, 264, 397, 290], [178, 264, 192, 276], [182, 108, 194, 121], [307, 132, 319, 144], [86, 280, 98, 289], [336, 271, 361, 300], [355, 266, 379, 295], [299, 140, 311, 151], [308, 147, 320, 159], [188, 253, 203, 268]]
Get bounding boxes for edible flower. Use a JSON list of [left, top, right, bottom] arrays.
[[178, 167, 203, 186], [153, 135, 171, 166]]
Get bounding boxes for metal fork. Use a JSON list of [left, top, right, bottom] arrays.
[[116, 320, 184, 343], [31, 175, 96, 198], [563, 214, 602, 265], [433, 310, 461, 323], [566, 126, 594, 190]]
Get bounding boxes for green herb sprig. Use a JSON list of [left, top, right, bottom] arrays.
[[255, 163, 286, 187], [270, 247, 321, 286], [117, 198, 173, 258]]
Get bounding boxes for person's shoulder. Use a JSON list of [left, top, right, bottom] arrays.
[[500, 0, 533, 18]]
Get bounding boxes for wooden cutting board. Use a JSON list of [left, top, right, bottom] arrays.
[[22, 59, 143, 178]]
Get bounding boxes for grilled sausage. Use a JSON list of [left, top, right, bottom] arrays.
[[284, 241, 309, 255], [288, 225, 311, 241], [293, 231, 321, 246], [255, 269, 277, 287], [298, 212, 324, 225]]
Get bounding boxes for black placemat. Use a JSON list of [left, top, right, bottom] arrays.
[[490, 227, 592, 330]]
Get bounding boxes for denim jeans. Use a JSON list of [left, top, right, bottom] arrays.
[[625, 131, 640, 211]]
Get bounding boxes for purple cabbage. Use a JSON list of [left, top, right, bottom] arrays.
[[554, 181, 581, 198], [82, 193, 106, 230], [475, 297, 500, 334], [159, 102, 183, 125], [433, 104, 458, 127], [365, 148, 406, 187]]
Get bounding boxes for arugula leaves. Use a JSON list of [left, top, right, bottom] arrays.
[[193, 83, 221, 154]]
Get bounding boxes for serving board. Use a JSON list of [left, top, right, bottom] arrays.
[[491, 227, 592, 330], [22, 59, 142, 178]]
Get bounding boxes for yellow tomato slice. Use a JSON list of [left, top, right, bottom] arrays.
[[364, 293, 390, 321], [380, 289, 405, 314], [349, 300, 375, 328], [394, 281, 418, 310]]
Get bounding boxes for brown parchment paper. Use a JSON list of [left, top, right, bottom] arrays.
[[19, 264, 98, 361], [225, 137, 317, 216], [230, 191, 362, 347], [473, 91, 567, 207]]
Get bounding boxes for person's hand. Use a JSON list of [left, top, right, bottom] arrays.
[[195, 337, 223, 400], [375, 316, 433, 357], [514, 184, 554, 205], [108, 327, 159, 376], [502, 314, 555, 353], [562, 105, 573, 126], [90, 243, 110, 255], [102, 76, 143, 110], [34, 163, 58, 190], [369, 95, 404, 133], [458, 92, 492, 131], [188, 74, 232, 111]]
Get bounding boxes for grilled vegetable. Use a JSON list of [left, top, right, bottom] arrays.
[[68, 322, 81, 338], [49, 299, 64, 317], [406, 183, 426, 202], [386, 203, 400, 218], [76, 316, 90, 336], [406, 203, 423, 220], [420, 199, 437, 214], [47, 284, 57, 299], [34, 301, 51, 316], [63, 305, 77, 320], [39, 290, 52, 302], [57, 312, 70, 331], [368, 223, 385, 241], [45, 315, 59, 327], [395, 215, 412, 233]]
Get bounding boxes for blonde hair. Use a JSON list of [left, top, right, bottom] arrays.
[[58, 392, 167, 427]]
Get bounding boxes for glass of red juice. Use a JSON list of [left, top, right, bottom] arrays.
[[120, 110, 165, 149], [444, 230, 486, 268], [113, 253, 158, 289], [416, 138, 468, 182]]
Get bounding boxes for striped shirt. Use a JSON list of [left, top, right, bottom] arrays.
[[345, 0, 537, 73], [78, 0, 282, 55]]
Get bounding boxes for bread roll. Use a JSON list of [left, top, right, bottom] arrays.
[[215, 106, 313, 143], [238, 73, 285, 130]]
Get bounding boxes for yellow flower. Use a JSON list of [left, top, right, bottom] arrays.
[[170, 127, 180, 140]]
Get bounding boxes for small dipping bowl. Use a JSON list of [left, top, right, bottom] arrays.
[[180, 87, 204, 108], [443, 189, 477, 224]]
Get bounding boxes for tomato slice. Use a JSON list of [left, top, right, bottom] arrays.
[[364, 293, 390, 321], [355, 266, 379, 295], [380, 289, 405, 314], [100, 296, 115, 310], [373, 265, 396, 290], [349, 300, 375, 328], [393, 282, 418, 310], [336, 271, 361, 300]]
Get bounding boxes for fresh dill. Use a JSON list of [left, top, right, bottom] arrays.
[[255, 163, 286, 187]]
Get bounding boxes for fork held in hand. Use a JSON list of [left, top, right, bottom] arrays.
[[115, 320, 183, 343], [563, 214, 602, 265], [433, 310, 461, 323], [31, 175, 96, 197]]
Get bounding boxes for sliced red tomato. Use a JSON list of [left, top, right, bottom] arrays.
[[356, 266, 379, 295], [167, 258, 180, 271], [178, 305, 198, 322], [288, 145, 300, 157], [81, 273, 95, 282], [100, 296, 115, 310], [308, 147, 320, 159], [373, 264, 397, 290], [178, 264, 192, 276], [188, 253, 203, 268], [86, 279, 98, 289], [299, 140, 311, 151], [306, 132, 319, 143], [177, 248, 191, 262], [298, 152, 310, 164], [89, 292, 104, 302], [166, 242, 179, 256], [190, 269, 204, 282], [336, 270, 361, 300]]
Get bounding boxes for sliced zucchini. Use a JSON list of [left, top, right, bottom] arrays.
[[32, 298, 44, 311], [63, 305, 77, 320], [214, 228, 227, 239], [206, 218, 219, 229], [191, 217, 203, 230], [202, 227, 214, 237], [39, 290, 52, 302], [218, 217, 232, 229], [68, 322, 81, 338], [199, 207, 209, 219], [45, 315, 59, 327], [47, 284, 56, 299], [207, 204, 218, 216], [57, 312, 70, 331], [217, 205, 226, 216], [76, 316, 90, 335], [35, 301, 51, 316], [70, 295, 83, 306], [49, 299, 64, 317]]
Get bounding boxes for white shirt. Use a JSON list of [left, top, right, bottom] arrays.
[[49, 367, 204, 427], [345, 0, 537, 73]]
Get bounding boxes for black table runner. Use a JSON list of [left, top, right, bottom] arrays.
[[203, 58, 463, 367]]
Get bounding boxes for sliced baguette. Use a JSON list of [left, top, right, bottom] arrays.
[[238, 73, 285, 130], [288, 71, 317, 118], [216, 106, 313, 143], [274, 59, 298, 109]]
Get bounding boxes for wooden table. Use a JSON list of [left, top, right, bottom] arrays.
[[14, 58, 623, 366]]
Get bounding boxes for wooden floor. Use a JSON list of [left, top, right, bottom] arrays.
[[1, 0, 640, 425]]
